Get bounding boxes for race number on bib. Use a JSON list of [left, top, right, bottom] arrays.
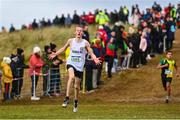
[[71, 56, 82, 62], [165, 69, 172, 75]]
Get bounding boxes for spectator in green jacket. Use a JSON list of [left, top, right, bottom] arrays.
[[95, 10, 109, 25], [42, 45, 53, 96], [170, 5, 177, 21]]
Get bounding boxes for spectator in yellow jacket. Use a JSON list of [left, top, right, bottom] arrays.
[[1, 57, 13, 101], [95, 10, 109, 25]]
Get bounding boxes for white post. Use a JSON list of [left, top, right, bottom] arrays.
[[82, 68, 86, 94], [163, 35, 167, 53], [122, 55, 127, 69], [105, 62, 108, 73], [33, 70, 36, 97], [114, 58, 118, 72], [127, 52, 132, 69], [31, 70, 40, 100]]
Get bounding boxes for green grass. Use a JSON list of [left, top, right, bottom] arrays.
[[0, 102, 180, 119]]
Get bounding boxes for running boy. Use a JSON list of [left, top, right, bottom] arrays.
[[50, 26, 101, 112], [157, 51, 179, 103]]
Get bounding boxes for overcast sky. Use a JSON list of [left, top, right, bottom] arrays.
[[0, 0, 179, 29]]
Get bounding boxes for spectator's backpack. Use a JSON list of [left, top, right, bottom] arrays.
[[170, 25, 176, 32]]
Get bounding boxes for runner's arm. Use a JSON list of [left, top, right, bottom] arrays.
[[50, 39, 71, 59], [156, 63, 168, 69], [174, 63, 179, 77]]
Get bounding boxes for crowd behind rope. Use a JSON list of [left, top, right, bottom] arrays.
[[0, 2, 179, 101]]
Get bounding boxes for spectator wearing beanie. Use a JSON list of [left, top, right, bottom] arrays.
[[16, 48, 28, 99], [29, 46, 44, 100]]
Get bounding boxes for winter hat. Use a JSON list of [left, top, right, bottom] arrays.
[[98, 25, 103, 29], [44, 45, 50, 53], [33, 46, 41, 53], [115, 21, 123, 26], [50, 43, 57, 51], [17, 48, 24, 55], [115, 22, 120, 26], [3, 57, 11, 64]]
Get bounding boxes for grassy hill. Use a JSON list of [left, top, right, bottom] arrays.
[[0, 26, 180, 119], [0, 25, 98, 60]]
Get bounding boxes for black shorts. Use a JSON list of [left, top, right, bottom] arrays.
[[161, 74, 172, 89], [166, 77, 172, 83], [66, 64, 83, 79]]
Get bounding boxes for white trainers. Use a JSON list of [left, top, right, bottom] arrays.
[[73, 107, 78, 112], [17, 95, 22, 100], [73, 100, 78, 112], [165, 96, 171, 103], [62, 98, 69, 108], [31, 96, 40, 101]]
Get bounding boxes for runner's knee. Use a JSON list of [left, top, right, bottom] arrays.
[[166, 85, 170, 89], [74, 82, 80, 90], [69, 76, 75, 81]]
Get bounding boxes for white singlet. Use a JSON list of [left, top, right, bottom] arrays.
[[66, 38, 87, 72]]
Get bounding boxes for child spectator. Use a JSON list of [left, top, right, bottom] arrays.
[[1, 57, 13, 101], [10, 54, 19, 99], [139, 32, 148, 65], [106, 37, 115, 78]]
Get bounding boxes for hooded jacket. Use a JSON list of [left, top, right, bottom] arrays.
[[95, 12, 109, 25], [1, 62, 13, 83]]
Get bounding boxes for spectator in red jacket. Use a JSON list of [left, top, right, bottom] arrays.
[[80, 12, 87, 25], [106, 37, 115, 79], [86, 12, 95, 24], [97, 25, 108, 47], [164, 3, 172, 17], [29, 46, 44, 100]]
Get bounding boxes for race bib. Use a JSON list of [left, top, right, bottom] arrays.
[[71, 56, 82, 62], [165, 69, 172, 75]]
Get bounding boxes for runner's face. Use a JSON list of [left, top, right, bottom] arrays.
[[166, 52, 172, 59], [75, 27, 83, 38]]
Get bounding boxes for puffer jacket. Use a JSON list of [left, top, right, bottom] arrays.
[[1, 62, 13, 83], [29, 54, 44, 76]]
